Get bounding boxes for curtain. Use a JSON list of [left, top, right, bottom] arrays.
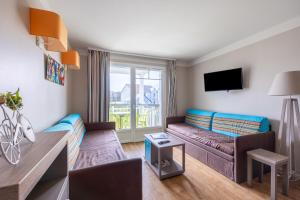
[[167, 60, 177, 117], [87, 50, 110, 122]]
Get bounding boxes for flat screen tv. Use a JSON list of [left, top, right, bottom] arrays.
[[204, 68, 243, 91]]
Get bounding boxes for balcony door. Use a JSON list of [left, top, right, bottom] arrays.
[[109, 62, 165, 143]]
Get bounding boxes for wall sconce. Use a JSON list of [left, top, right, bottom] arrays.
[[61, 50, 80, 70], [29, 8, 68, 52]]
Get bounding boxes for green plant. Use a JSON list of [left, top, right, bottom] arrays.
[[0, 89, 23, 111]]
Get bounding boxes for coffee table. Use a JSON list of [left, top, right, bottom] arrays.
[[144, 133, 185, 180]]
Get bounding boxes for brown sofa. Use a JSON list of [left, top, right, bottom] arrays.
[[69, 122, 142, 200], [166, 116, 275, 183]]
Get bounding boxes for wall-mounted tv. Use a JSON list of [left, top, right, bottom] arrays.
[[204, 68, 243, 91]]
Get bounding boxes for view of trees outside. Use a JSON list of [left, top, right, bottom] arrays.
[[109, 65, 162, 130]]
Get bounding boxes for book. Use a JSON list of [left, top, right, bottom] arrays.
[[150, 133, 168, 140]]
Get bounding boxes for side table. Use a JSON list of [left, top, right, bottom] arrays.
[[247, 148, 289, 200]]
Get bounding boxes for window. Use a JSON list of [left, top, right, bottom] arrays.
[[109, 65, 131, 130], [109, 63, 164, 133], [136, 68, 162, 128]]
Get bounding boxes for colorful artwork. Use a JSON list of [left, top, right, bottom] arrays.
[[45, 55, 65, 85]]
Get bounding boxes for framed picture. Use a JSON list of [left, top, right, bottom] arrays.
[[45, 55, 65, 85]]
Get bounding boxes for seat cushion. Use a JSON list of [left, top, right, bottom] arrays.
[[168, 123, 234, 156], [73, 130, 127, 170], [212, 112, 270, 137]]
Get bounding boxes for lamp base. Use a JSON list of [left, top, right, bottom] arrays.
[[278, 98, 300, 181]]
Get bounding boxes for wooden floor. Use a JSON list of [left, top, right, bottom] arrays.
[[122, 142, 300, 200]]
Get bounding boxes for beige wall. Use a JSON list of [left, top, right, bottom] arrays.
[[69, 55, 88, 122], [187, 27, 300, 171], [0, 0, 72, 131]]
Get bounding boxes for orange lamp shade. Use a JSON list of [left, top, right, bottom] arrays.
[[29, 8, 68, 52], [61, 50, 80, 70]]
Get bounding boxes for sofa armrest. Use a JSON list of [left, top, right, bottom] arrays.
[[69, 158, 142, 200], [234, 131, 275, 183], [166, 116, 185, 127], [84, 122, 116, 131]]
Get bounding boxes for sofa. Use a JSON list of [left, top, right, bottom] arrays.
[[45, 114, 142, 200], [166, 109, 275, 183]]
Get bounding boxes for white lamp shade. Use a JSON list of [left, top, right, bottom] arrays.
[[268, 71, 300, 96]]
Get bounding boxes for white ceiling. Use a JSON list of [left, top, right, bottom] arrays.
[[46, 0, 300, 61]]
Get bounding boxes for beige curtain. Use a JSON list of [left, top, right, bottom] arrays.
[[87, 50, 110, 122], [167, 60, 177, 117]]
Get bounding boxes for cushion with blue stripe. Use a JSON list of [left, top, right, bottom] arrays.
[[44, 122, 78, 169], [72, 117, 86, 145], [44, 113, 86, 170], [212, 112, 270, 137], [68, 117, 86, 169], [67, 134, 80, 170], [59, 113, 81, 126], [185, 108, 215, 130], [44, 122, 74, 132]]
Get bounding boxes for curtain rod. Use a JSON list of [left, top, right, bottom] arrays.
[[88, 47, 176, 61]]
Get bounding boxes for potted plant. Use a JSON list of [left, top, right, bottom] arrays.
[[0, 89, 35, 165], [0, 89, 23, 110]]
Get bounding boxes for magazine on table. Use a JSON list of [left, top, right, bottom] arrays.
[[151, 133, 168, 140]]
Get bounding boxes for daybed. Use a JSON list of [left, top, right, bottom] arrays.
[[166, 109, 275, 183], [45, 114, 142, 200]]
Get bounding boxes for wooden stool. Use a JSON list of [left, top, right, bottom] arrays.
[[247, 148, 289, 200]]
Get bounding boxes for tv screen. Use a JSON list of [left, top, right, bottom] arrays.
[[204, 68, 243, 91]]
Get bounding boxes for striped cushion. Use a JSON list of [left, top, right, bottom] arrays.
[[185, 109, 215, 130], [66, 117, 86, 169], [68, 133, 80, 169], [45, 114, 86, 170], [44, 123, 78, 169], [73, 117, 86, 145], [44, 122, 74, 132], [212, 113, 270, 137], [59, 113, 81, 126]]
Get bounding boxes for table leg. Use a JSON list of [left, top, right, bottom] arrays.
[[271, 166, 277, 200], [158, 149, 161, 179], [259, 162, 264, 183], [282, 163, 289, 196], [247, 156, 253, 186], [182, 144, 185, 172]]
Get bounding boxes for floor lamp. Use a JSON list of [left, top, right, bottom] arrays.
[[268, 71, 300, 180]]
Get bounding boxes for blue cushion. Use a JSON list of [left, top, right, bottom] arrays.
[[44, 122, 74, 133], [212, 112, 270, 137], [59, 113, 81, 126], [185, 108, 215, 130]]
